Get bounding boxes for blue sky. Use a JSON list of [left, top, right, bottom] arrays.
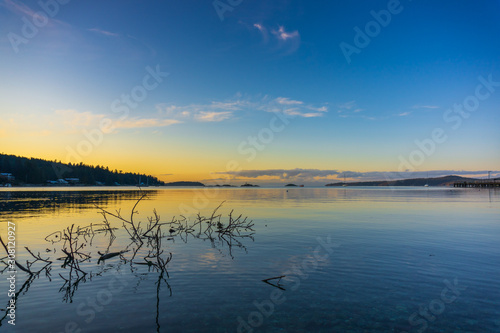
[[0, 0, 499, 184]]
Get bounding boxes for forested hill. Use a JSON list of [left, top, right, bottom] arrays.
[[325, 175, 477, 187], [0, 153, 164, 186]]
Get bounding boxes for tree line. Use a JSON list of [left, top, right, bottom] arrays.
[[0, 153, 164, 186]]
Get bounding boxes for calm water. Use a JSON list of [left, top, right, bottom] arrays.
[[0, 187, 499, 332]]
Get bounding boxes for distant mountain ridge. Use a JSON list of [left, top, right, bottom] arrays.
[[325, 175, 481, 187]]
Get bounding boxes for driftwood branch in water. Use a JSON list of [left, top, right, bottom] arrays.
[[97, 250, 129, 264]]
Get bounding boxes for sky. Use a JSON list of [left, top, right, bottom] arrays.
[[0, 0, 499, 185]]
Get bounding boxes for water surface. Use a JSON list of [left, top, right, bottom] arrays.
[[0, 187, 499, 332]]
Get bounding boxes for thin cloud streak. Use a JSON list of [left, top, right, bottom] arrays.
[[112, 118, 180, 129], [3, 109, 180, 137], [214, 168, 500, 183], [194, 111, 233, 122], [2, 0, 69, 27], [158, 95, 329, 120], [88, 28, 120, 37], [412, 105, 440, 109]]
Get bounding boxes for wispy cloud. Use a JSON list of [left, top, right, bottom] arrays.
[[308, 106, 328, 112], [54, 109, 179, 133], [88, 28, 120, 37], [412, 105, 440, 110], [56, 109, 105, 129], [1, 0, 70, 31], [252, 23, 269, 43], [2, 0, 64, 26], [112, 118, 180, 129], [215, 168, 341, 180], [157, 95, 328, 120], [271, 26, 299, 41], [338, 101, 356, 110], [194, 111, 233, 122], [398, 111, 411, 116], [258, 97, 328, 118], [3, 0, 37, 17], [156, 98, 249, 122], [2, 109, 180, 138], [209, 101, 245, 111], [276, 97, 303, 105], [252, 23, 300, 54], [253, 23, 265, 32], [214, 168, 500, 184], [1, 0, 155, 59], [336, 101, 372, 119]]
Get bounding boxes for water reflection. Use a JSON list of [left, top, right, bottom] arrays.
[[0, 187, 498, 332], [0, 194, 254, 332], [0, 189, 155, 219]]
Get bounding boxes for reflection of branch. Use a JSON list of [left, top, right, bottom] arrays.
[[4, 195, 255, 328], [143, 209, 162, 238], [262, 276, 286, 290], [0, 240, 53, 325], [155, 269, 171, 333], [58, 270, 87, 303], [263, 275, 285, 283], [0, 236, 31, 275], [25, 247, 52, 272], [0, 274, 36, 326], [60, 224, 90, 276]]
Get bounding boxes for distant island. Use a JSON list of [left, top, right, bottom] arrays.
[[206, 184, 235, 187], [2, 153, 495, 189], [0, 153, 164, 186], [164, 181, 205, 187], [325, 175, 488, 187]]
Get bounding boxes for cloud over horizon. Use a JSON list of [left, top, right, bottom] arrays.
[[213, 168, 500, 183]]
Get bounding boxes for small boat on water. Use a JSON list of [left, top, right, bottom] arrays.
[[137, 175, 150, 187]]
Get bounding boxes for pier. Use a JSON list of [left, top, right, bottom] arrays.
[[454, 179, 499, 188]]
